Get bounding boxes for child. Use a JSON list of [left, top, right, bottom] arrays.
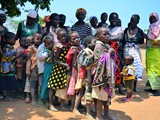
[[121, 55, 135, 102], [66, 31, 83, 111], [40, 34, 54, 107], [92, 27, 116, 120], [48, 29, 69, 111], [25, 34, 41, 106], [0, 32, 18, 101], [76, 35, 96, 119], [33, 33, 44, 104], [16, 37, 28, 99]]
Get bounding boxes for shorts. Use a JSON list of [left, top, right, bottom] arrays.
[[124, 80, 134, 93], [30, 81, 38, 89]]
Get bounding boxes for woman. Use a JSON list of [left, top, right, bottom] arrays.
[[16, 9, 42, 41], [0, 10, 9, 49], [108, 12, 125, 95], [146, 12, 160, 96], [71, 8, 92, 46], [0, 10, 8, 100], [123, 14, 145, 92]]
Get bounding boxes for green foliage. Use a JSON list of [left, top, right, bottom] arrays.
[[0, 0, 53, 17]]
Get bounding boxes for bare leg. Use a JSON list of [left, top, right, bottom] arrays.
[[103, 101, 116, 120], [96, 100, 103, 120], [70, 95, 75, 111], [73, 87, 85, 115], [49, 89, 58, 111], [31, 88, 39, 106]]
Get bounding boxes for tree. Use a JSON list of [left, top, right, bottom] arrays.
[[0, 0, 53, 17]]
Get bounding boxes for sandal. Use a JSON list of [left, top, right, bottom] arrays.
[[121, 97, 131, 102]]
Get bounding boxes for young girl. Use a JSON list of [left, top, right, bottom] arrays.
[[92, 27, 116, 120], [48, 29, 69, 111], [40, 34, 54, 107], [0, 32, 18, 101], [66, 31, 83, 111], [121, 55, 135, 102]]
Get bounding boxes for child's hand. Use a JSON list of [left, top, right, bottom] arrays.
[[109, 48, 115, 57]]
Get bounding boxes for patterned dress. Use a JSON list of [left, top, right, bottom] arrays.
[[48, 46, 68, 90]]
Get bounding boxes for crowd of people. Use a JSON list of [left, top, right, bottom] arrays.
[[0, 8, 160, 120]]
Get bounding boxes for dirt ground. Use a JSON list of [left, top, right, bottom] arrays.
[[0, 47, 160, 120]]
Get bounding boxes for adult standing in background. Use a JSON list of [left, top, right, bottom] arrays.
[[97, 12, 108, 28], [89, 16, 98, 35], [123, 14, 144, 92], [59, 14, 70, 34], [16, 9, 42, 41], [108, 12, 125, 95], [146, 12, 160, 96], [0, 10, 8, 100], [71, 8, 92, 46], [0, 10, 9, 49], [48, 13, 60, 45]]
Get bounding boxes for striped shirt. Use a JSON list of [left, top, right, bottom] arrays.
[[71, 23, 92, 42]]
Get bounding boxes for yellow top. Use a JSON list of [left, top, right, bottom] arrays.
[[121, 65, 136, 81]]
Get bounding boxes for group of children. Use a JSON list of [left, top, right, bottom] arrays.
[[0, 26, 136, 120], [0, 9, 139, 120]]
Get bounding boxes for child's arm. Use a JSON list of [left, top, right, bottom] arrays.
[[37, 44, 48, 61], [26, 60, 31, 78], [54, 47, 70, 70]]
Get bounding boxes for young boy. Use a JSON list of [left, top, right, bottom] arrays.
[[121, 55, 135, 102]]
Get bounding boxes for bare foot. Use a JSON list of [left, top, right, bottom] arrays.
[[73, 109, 81, 116], [49, 105, 58, 112]]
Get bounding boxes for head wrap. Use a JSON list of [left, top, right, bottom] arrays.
[[148, 12, 160, 40], [149, 12, 159, 21], [43, 15, 50, 22], [89, 16, 97, 21], [0, 10, 6, 15], [76, 8, 87, 16], [27, 9, 37, 18]]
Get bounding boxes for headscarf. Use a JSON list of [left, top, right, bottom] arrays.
[[89, 16, 97, 21], [76, 8, 87, 16], [43, 15, 50, 22], [148, 12, 160, 40]]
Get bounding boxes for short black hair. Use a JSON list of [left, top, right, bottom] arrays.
[[4, 32, 16, 42], [83, 35, 96, 47]]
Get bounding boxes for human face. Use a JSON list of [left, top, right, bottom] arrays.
[[90, 17, 98, 28], [45, 40, 53, 50], [110, 14, 118, 27], [33, 34, 42, 46], [88, 38, 96, 50], [76, 12, 85, 22], [97, 28, 109, 43], [8, 38, 16, 45], [26, 37, 33, 47], [60, 16, 66, 26], [50, 15, 60, 27], [149, 15, 157, 24], [70, 33, 80, 46], [0, 14, 7, 24], [101, 13, 107, 23], [130, 17, 138, 28], [26, 16, 36, 26], [57, 31, 67, 44]]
